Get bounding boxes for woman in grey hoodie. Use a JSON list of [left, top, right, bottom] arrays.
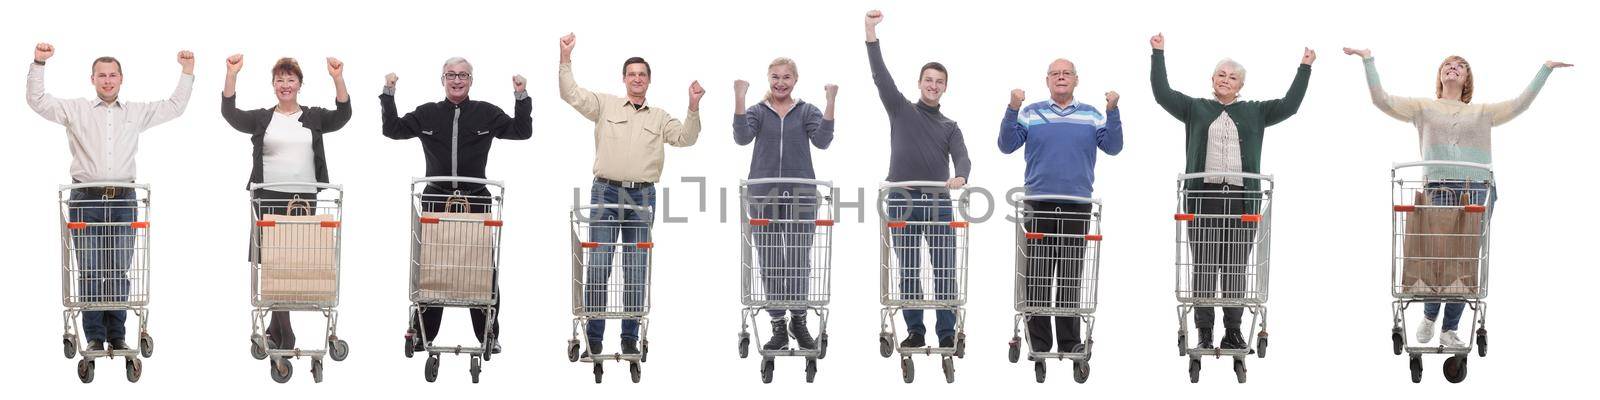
[[732, 57, 837, 351]]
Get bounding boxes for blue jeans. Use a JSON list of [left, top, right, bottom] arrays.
[[584, 181, 655, 343], [748, 183, 819, 318], [887, 190, 957, 340], [69, 189, 136, 341], [1421, 181, 1495, 331]]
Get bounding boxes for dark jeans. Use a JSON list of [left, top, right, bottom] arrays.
[[886, 189, 957, 340], [1421, 180, 1495, 331], [1023, 200, 1092, 352], [412, 185, 499, 344], [69, 189, 136, 342], [748, 183, 819, 318], [1185, 183, 1258, 332], [584, 180, 655, 343]]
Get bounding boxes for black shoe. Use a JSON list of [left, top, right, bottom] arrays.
[[490, 341, 502, 354], [763, 318, 790, 350], [1221, 329, 1248, 350], [621, 340, 640, 355], [588, 339, 603, 355], [789, 315, 817, 350], [109, 338, 130, 351], [938, 336, 955, 348], [900, 334, 926, 348], [1197, 330, 1215, 350], [87, 339, 105, 352]]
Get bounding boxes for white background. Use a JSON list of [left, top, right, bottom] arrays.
[[2, 0, 1594, 397]]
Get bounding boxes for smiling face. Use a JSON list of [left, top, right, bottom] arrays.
[[273, 72, 301, 104], [1212, 62, 1245, 100], [441, 61, 473, 103], [767, 63, 797, 102], [89, 60, 122, 103], [918, 63, 947, 105], [1435, 55, 1474, 102], [1045, 59, 1078, 99], [623, 62, 651, 99]]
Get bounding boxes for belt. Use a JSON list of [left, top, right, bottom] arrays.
[[75, 185, 130, 198], [595, 177, 653, 189]]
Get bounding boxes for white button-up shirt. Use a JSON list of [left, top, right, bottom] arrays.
[[1203, 109, 1245, 186], [26, 63, 194, 183]]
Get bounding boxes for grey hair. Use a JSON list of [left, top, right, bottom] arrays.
[[442, 57, 473, 74], [1214, 58, 1246, 81]]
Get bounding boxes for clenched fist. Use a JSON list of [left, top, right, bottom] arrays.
[[34, 42, 54, 63], [385, 73, 398, 88], [1150, 33, 1165, 50], [512, 74, 527, 92], [733, 79, 750, 99], [177, 50, 196, 74], [1105, 91, 1120, 110], [1301, 48, 1317, 65], [1009, 89, 1025, 110], [326, 57, 344, 79], [225, 54, 244, 74], [559, 33, 576, 63], [824, 84, 838, 101], [688, 80, 706, 108]]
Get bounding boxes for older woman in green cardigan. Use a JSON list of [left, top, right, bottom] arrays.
[[1149, 33, 1313, 350]]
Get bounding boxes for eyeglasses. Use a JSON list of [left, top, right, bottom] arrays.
[[443, 72, 473, 81]]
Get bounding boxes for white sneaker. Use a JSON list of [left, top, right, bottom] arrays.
[[1416, 317, 1436, 344], [1439, 330, 1465, 348]]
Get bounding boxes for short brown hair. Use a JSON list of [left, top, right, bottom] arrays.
[[623, 57, 651, 76], [919, 61, 947, 80], [272, 57, 304, 82], [1435, 55, 1474, 103], [90, 56, 121, 75]]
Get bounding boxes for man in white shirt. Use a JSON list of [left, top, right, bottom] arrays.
[[27, 42, 195, 352]]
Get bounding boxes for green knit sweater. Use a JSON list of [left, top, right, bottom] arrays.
[[1150, 49, 1311, 192]]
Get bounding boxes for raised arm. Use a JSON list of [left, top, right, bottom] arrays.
[[217, 53, 258, 133], [865, 10, 910, 115], [1260, 47, 1314, 126], [662, 81, 704, 147], [1099, 91, 1124, 155], [491, 74, 533, 140], [379, 73, 422, 140], [1344, 48, 1424, 123], [557, 33, 603, 122], [998, 89, 1028, 154], [318, 57, 352, 132], [805, 87, 836, 149], [731, 79, 758, 145], [26, 43, 67, 124], [138, 50, 196, 129], [1148, 34, 1195, 120], [1484, 61, 1568, 127]]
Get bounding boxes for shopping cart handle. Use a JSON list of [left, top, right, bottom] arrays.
[[59, 181, 149, 191], [248, 182, 343, 191], [1175, 172, 1274, 182], [879, 181, 955, 190], [1391, 160, 1493, 172], [742, 178, 834, 188], [1018, 194, 1100, 204], [411, 176, 505, 187]]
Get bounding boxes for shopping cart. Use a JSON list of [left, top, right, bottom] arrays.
[[735, 178, 836, 383], [403, 177, 504, 383], [876, 181, 970, 384], [567, 198, 655, 383], [59, 182, 153, 383], [1007, 194, 1102, 383], [1173, 172, 1273, 383], [246, 182, 347, 383], [1388, 161, 1493, 384]]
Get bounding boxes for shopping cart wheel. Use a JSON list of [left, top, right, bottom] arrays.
[[404, 330, 417, 359], [250, 335, 268, 360], [311, 357, 324, 383], [329, 338, 350, 362], [941, 356, 955, 383], [1442, 355, 1468, 384], [125, 358, 141, 383], [1177, 332, 1188, 357], [1007, 337, 1021, 363], [804, 357, 818, 383], [568, 339, 583, 362], [629, 361, 642, 383], [817, 333, 830, 360], [469, 356, 482, 384], [738, 332, 751, 359], [139, 332, 154, 358], [760, 356, 775, 384], [270, 357, 293, 384], [640, 339, 650, 363], [63, 336, 77, 359], [954, 333, 967, 359], [77, 358, 95, 383], [1256, 336, 1268, 359], [1476, 328, 1488, 357], [1187, 358, 1201, 383], [593, 362, 604, 384], [1391, 328, 1404, 355], [900, 357, 915, 383], [1232, 358, 1247, 383], [1073, 360, 1090, 384], [1408, 355, 1423, 383], [423, 355, 440, 383], [879, 334, 894, 358], [1034, 361, 1047, 383]]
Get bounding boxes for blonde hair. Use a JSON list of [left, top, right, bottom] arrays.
[[764, 57, 798, 103], [1435, 55, 1474, 103]]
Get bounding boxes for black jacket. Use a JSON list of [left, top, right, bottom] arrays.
[[380, 91, 532, 190], [220, 94, 352, 187]]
